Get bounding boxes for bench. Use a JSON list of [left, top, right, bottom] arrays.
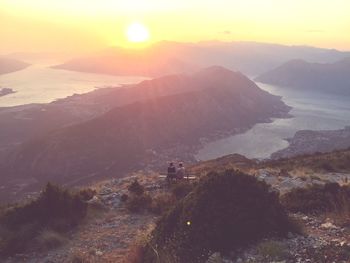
[[159, 173, 197, 180]]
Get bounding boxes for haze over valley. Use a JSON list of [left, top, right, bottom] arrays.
[[1, 1, 350, 262]]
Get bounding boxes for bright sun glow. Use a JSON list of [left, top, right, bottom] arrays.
[[126, 23, 150, 43]]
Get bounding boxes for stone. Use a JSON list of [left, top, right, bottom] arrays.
[[320, 222, 338, 229]]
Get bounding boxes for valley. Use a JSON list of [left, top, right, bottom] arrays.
[[0, 66, 291, 202]]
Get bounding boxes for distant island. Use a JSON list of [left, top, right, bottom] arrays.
[[271, 126, 350, 159], [0, 57, 30, 75], [0, 87, 16, 97], [255, 58, 350, 96]]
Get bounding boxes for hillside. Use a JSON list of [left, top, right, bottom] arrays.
[[271, 127, 350, 159], [52, 41, 350, 77], [2, 149, 350, 262], [255, 58, 350, 95], [0, 57, 30, 75], [0, 66, 255, 159], [0, 67, 290, 201]]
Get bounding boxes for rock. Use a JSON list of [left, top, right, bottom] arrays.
[[320, 222, 338, 229], [99, 187, 113, 195]]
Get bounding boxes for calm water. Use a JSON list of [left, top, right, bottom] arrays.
[[0, 64, 147, 107], [196, 83, 350, 160]]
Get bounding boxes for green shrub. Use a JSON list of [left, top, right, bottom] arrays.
[[128, 180, 144, 196], [0, 183, 87, 257], [144, 170, 298, 263], [282, 182, 350, 214]]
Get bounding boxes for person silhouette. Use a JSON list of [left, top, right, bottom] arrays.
[[167, 162, 176, 181], [176, 162, 186, 180]]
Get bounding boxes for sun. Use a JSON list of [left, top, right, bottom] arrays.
[[126, 22, 150, 43]]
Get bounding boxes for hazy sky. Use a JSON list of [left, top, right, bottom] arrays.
[[1, 0, 350, 54]]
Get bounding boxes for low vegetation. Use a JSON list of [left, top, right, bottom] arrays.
[[263, 148, 350, 173], [125, 179, 195, 214], [142, 170, 299, 263], [0, 183, 90, 257], [282, 182, 350, 215]]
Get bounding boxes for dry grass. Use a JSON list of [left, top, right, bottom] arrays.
[[123, 223, 155, 263]]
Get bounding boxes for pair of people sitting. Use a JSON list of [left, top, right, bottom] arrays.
[[167, 162, 186, 181]]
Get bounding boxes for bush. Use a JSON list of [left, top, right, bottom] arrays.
[[282, 182, 350, 214], [0, 183, 87, 257], [144, 170, 298, 263], [128, 180, 144, 196]]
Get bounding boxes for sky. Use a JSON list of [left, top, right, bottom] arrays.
[[1, 0, 350, 54]]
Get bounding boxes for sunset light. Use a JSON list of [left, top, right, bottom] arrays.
[[1, 1, 350, 262], [1, 0, 350, 53], [126, 23, 150, 43]]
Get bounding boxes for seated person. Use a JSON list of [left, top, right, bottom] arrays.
[[176, 162, 186, 180], [167, 162, 176, 180]]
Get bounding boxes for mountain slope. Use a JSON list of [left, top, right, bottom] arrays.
[[255, 58, 350, 95], [0, 57, 30, 75], [2, 67, 290, 193], [271, 127, 350, 159]]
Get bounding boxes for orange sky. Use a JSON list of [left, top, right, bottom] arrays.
[[1, 0, 350, 54]]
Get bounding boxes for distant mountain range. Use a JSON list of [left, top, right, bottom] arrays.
[[52, 41, 350, 77], [0, 57, 30, 75], [256, 58, 350, 95], [1, 66, 291, 197]]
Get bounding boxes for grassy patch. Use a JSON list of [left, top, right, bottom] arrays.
[[0, 183, 89, 257], [282, 182, 350, 215]]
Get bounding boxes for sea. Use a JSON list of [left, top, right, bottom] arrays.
[[0, 63, 147, 107], [196, 83, 350, 160]]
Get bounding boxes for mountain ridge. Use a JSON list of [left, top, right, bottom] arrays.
[[0, 67, 291, 200], [52, 41, 350, 77], [255, 58, 350, 95]]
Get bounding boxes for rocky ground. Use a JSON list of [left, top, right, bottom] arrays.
[[3, 174, 162, 263], [220, 213, 350, 263], [3, 168, 350, 263]]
